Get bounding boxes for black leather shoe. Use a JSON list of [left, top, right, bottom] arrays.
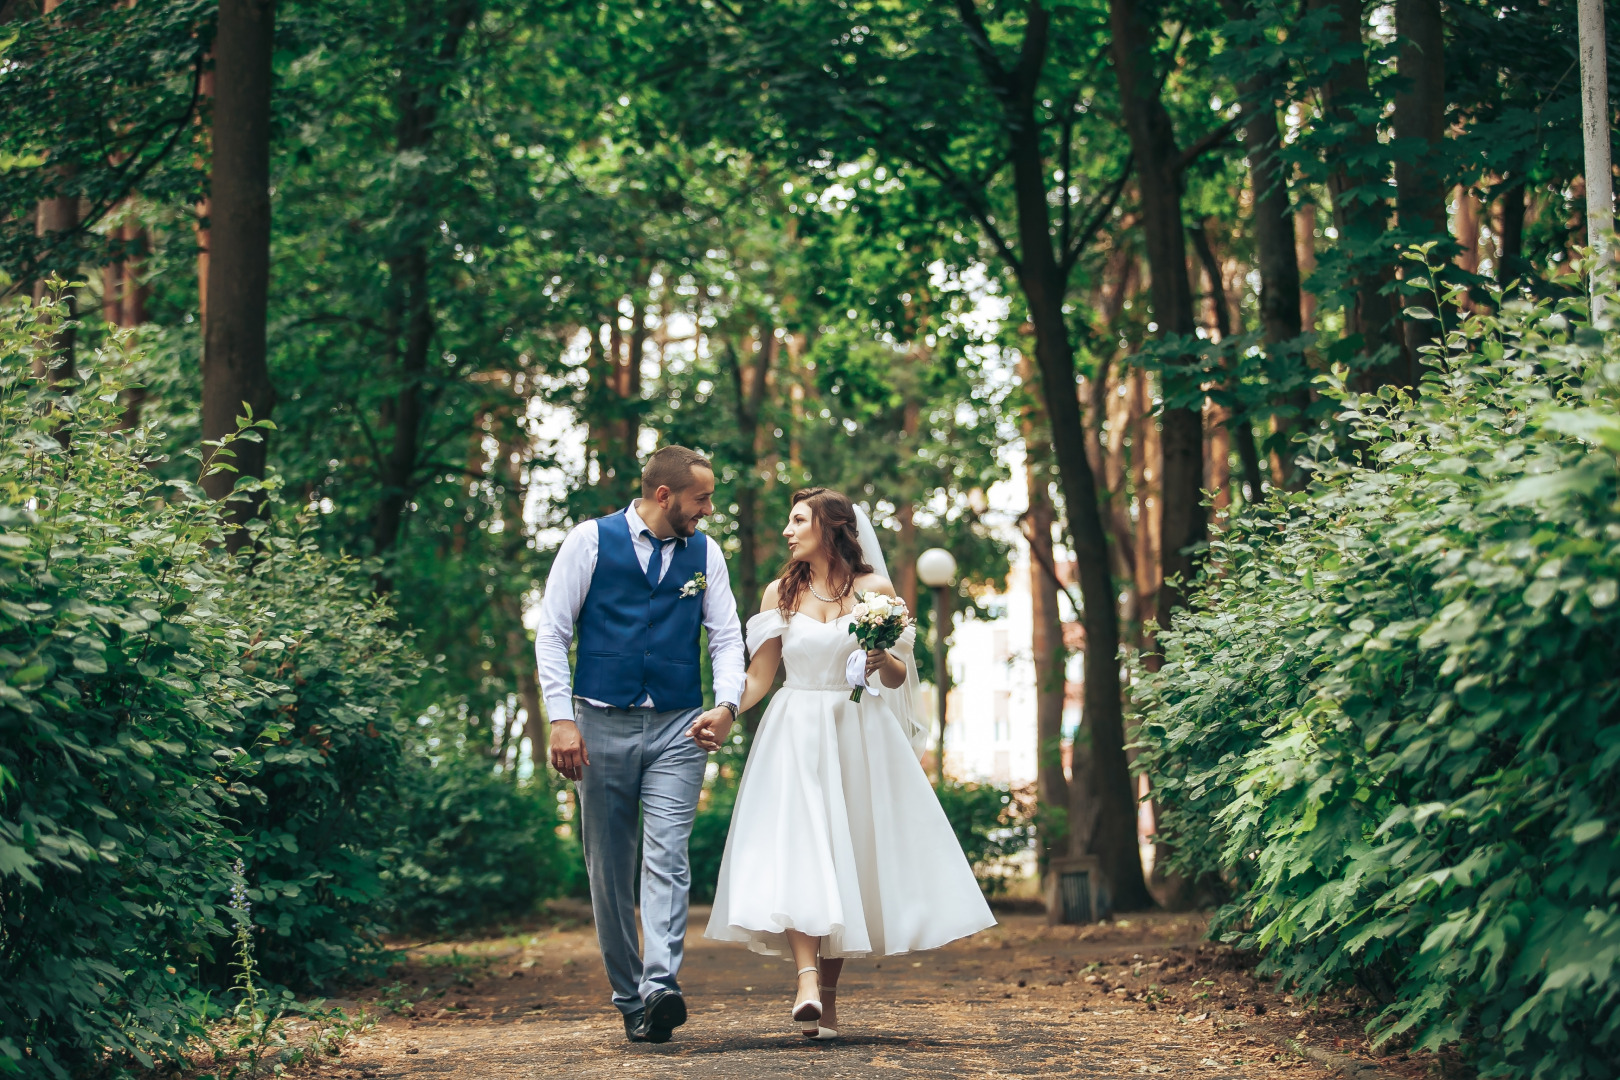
[[623, 1008, 648, 1042], [642, 989, 687, 1044]]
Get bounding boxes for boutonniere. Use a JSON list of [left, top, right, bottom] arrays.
[[680, 572, 708, 598]]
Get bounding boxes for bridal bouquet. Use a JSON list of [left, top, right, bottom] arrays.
[[846, 592, 911, 702]]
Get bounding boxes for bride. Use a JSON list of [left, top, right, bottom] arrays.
[[699, 486, 996, 1038]]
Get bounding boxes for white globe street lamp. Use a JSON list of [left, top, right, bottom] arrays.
[[916, 547, 957, 590], [916, 547, 957, 785]]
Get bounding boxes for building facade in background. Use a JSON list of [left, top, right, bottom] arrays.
[[939, 549, 1081, 785]]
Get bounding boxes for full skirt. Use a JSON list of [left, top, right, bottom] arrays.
[[704, 686, 996, 958]]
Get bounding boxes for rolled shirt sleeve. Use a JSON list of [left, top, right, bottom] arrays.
[[534, 521, 599, 724], [702, 538, 747, 708]]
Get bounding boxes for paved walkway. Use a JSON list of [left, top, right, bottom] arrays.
[[331, 907, 1379, 1080]]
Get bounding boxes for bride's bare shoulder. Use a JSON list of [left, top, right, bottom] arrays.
[[760, 579, 783, 613], [853, 572, 896, 597]]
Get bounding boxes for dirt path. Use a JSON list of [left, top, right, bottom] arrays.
[[326, 906, 1397, 1080]]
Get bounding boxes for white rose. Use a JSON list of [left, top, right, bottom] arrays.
[[852, 603, 870, 618], [868, 595, 893, 617]]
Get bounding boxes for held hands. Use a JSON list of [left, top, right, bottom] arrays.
[[549, 720, 589, 781], [686, 705, 735, 752]]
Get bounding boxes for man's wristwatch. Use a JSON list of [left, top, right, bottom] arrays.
[[718, 701, 739, 722]]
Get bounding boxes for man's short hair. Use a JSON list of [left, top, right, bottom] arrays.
[[641, 445, 712, 498]]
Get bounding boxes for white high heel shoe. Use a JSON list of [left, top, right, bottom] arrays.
[[801, 986, 839, 1040], [791, 966, 823, 1023]]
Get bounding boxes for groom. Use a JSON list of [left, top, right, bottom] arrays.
[[536, 445, 745, 1044]]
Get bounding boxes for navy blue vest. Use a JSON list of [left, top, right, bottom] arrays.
[[573, 510, 708, 711]]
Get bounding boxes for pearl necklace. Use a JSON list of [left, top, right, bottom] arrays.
[[808, 579, 847, 604]]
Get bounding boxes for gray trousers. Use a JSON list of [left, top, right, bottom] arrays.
[[574, 701, 708, 1016]]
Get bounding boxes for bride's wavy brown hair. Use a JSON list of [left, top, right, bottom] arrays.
[[776, 487, 873, 618]]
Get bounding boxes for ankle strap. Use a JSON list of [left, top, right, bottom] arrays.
[[796, 965, 819, 976]]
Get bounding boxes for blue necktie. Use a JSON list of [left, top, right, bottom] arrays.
[[641, 530, 674, 588]]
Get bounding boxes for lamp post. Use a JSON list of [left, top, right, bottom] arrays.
[[916, 547, 957, 786]]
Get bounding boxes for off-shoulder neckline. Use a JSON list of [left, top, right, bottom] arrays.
[[794, 610, 856, 626], [752, 609, 854, 627]]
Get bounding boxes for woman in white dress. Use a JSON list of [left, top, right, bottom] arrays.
[[700, 487, 996, 1038]]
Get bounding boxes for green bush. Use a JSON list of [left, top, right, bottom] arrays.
[[0, 306, 266, 1074], [934, 779, 1033, 896], [0, 300, 425, 1075], [1136, 283, 1619, 1080], [222, 546, 417, 989], [386, 738, 581, 934]]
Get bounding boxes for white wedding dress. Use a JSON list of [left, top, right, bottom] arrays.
[[704, 608, 997, 958]]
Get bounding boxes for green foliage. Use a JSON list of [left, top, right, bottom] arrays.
[[386, 739, 581, 935], [0, 302, 271, 1076], [0, 300, 572, 1076], [933, 780, 1034, 897], [220, 543, 417, 989], [0, 0, 212, 289], [1137, 276, 1620, 1079]]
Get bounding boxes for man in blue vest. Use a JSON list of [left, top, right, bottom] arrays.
[[535, 445, 745, 1044]]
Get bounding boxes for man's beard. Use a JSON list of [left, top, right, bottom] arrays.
[[667, 500, 702, 537]]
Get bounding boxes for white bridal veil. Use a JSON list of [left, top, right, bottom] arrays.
[[851, 504, 933, 759]]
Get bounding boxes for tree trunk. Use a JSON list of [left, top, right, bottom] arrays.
[[1232, 71, 1303, 344], [1496, 179, 1529, 286], [115, 223, 151, 429], [726, 331, 775, 623], [1022, 355, 1070, 872], [1278, 202, 1320, 484], [1295, 202, 1318, 334], [195, 57, 214, 333], [895, 399, 921, 615], [1108, 0, 1204, 640], [954, 0, 1148, 909], [29, 0, 78, 389], [32, 189, 79, 388], [488, 410, 544, 775], [102, 261, 122, 326], [1016, 143, 1149, 903], [1189, 220, 1265, 505], [1310, 0, 1406, 388], [1128, 368, 1161, 645], [1394, 0, 1446, 355], [1204, 402, 1232, 512], [367, 0, 480, 561], [1579, 0, 1613, 288], [1454, 185, 1482, 276], [1100, 252, 1141, 589], [1220, 2, 1308, 491], [371, 245, 431, 556], [201, 0, 277, 548]]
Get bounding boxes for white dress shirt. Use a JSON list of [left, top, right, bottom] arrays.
[[534, 501, 746, 723]]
